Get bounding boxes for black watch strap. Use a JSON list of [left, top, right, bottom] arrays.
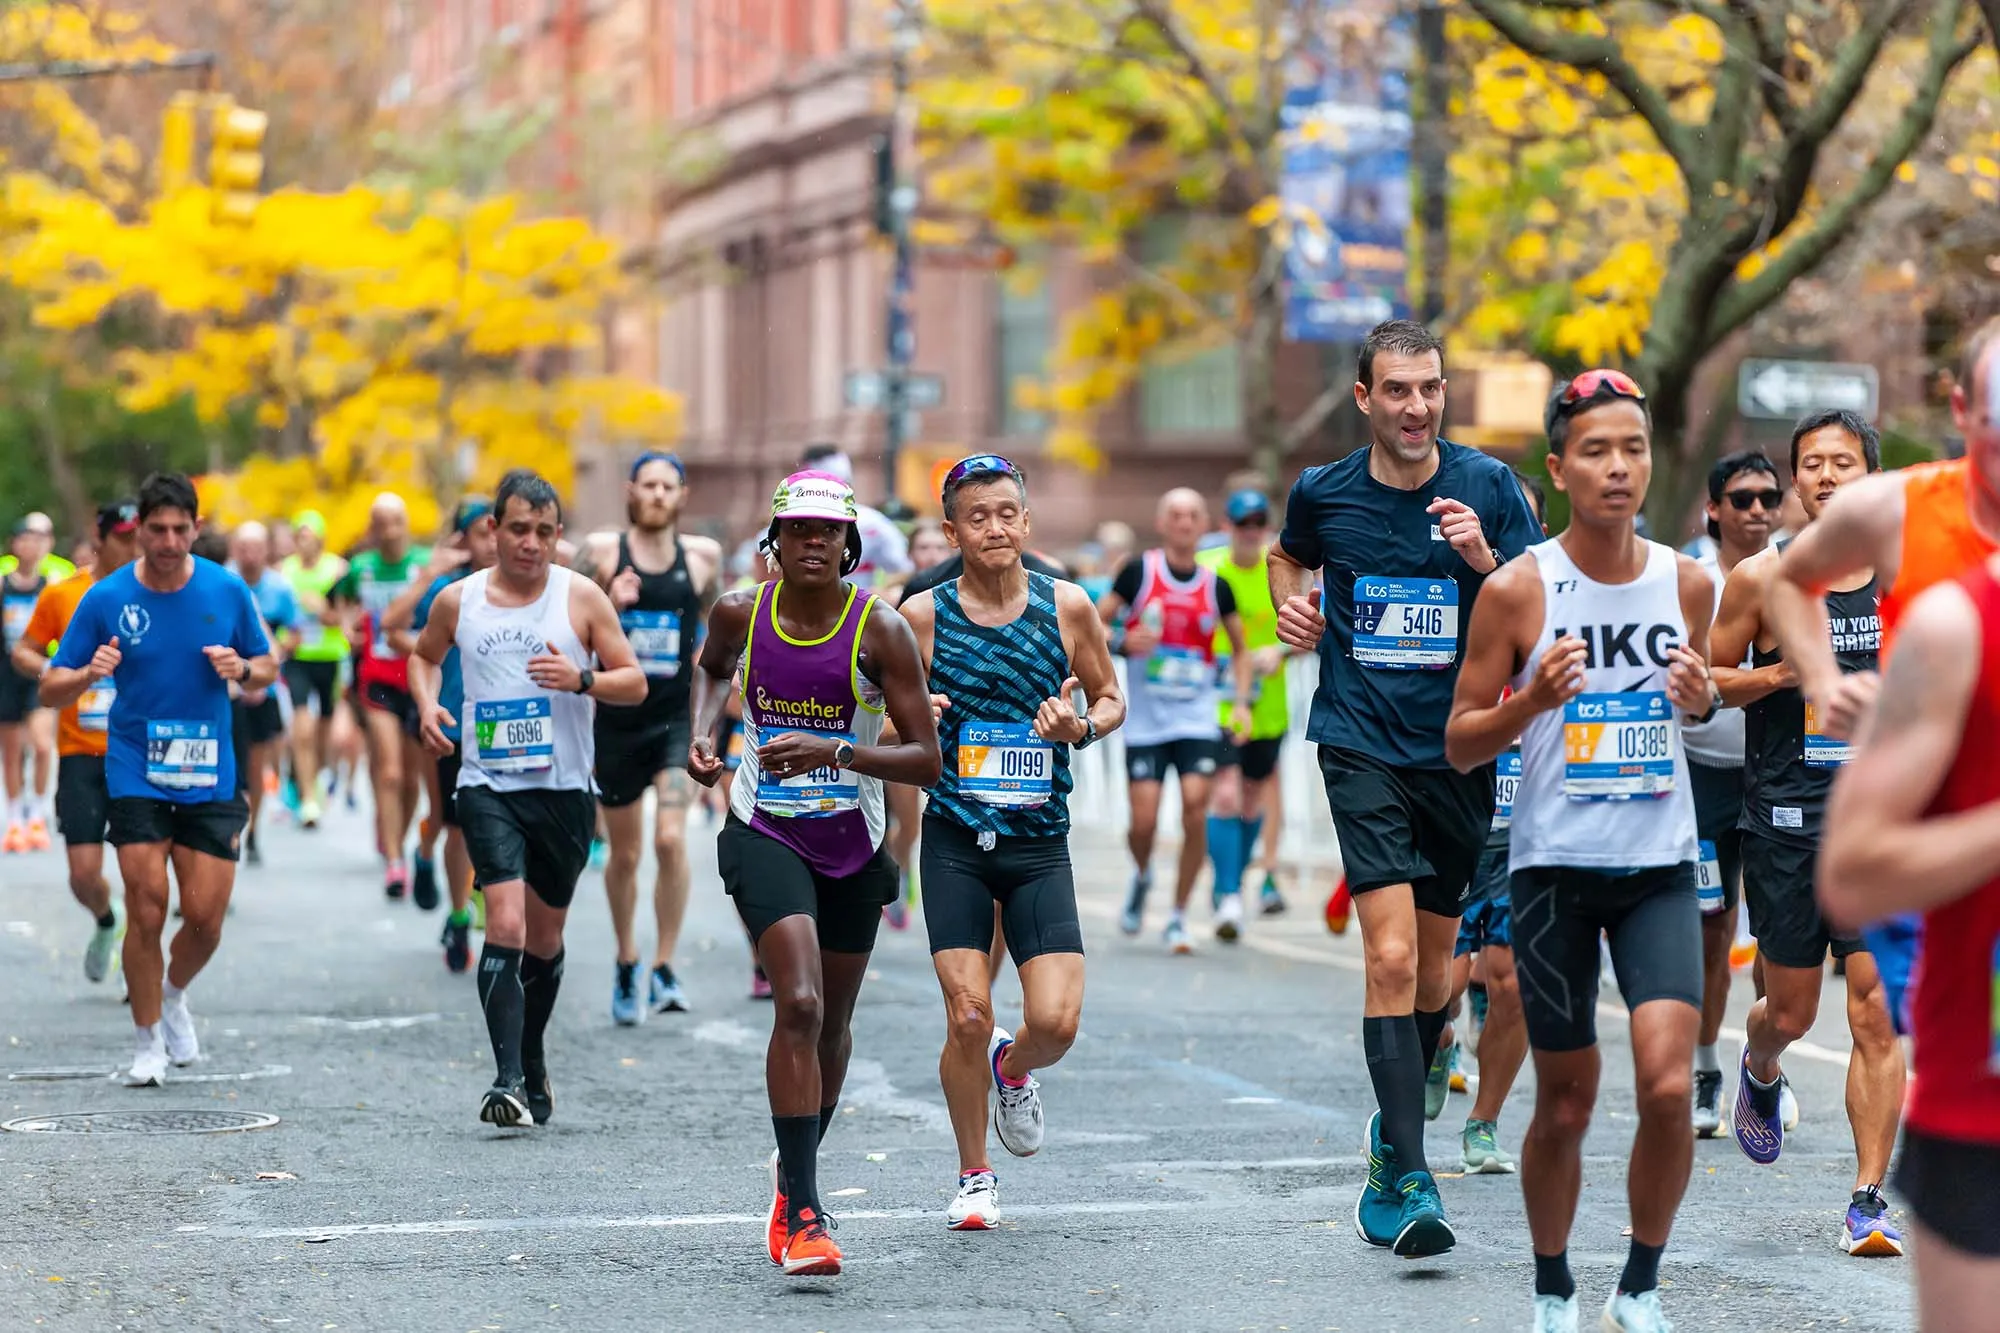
[[575, 667, 594, 695]]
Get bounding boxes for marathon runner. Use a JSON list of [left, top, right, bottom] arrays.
[[228, 522, 302, 865], [1446, 369, 1714, 1332], [10, 500, 138, 983], [1818, 554, 2000, 1329], [899, 453, 1124, 1230], [1270, 319, 1541, 1254], [278, 510, 350, 829], [3, 520, 55, 851], [410, 471, 645, 1127], [1706, 410, 1904, 1257], [686, 469, 940, 1277], [576, 450, 720, 1024], [1684, 449, 1777, 1136], [42, 473, 275, 1086], [1099, 488, 1253, 952]]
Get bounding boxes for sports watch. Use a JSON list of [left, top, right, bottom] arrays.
[[832, 739, 857, 769]]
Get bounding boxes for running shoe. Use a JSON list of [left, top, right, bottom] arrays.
[[299, 795, 323, 830], [765, 1150, 787, 1264], [1601, 1289, 1672, 1332], [750, 965, 774, 1000], [781, 1208, 841, 1276], [1779, 1074, 1800, 1132], [24, 817, 49, 851], [1215, 891, 1244, 943], [1324, 877, 1351, 935], [523, 1062, 554, 1127], [1163, 915, 1192, 955], [281, 776, 300, 817], [384, 861, 408, 901], [441, 914, 472, 974], [126, 1027, 168, 1087], [160, 990, 199, 1066], [411, 856, 440, 911], [1425, 1042, 1453, 1121], [1531, 1294, 1579, 1333], [1731, 1052, 1783, 1165], [1258, 872, 1287, 916], [1120, 872, 1150, 936], [244, 830, 261, 866], [1390, 1170, 1455, 1258], [611, 961, 644, 1026], [946, 1169, 1000, 1230], [1842, 1185, 1905, 1257], [1448, 1045, 1468, 1094], [1692, 1069, 1723, 1138], [882, 896, 910, 931], [1461, 1119, 1516, 1174], [587, 835, 608, 870], [480, 1080, 531, 1128], [84, 904, 123, 984], [2, 821, 25, 853], [1355, 1110, 1401, 1247], [649, 963, 689, 1014], [989, 1027, 1044, 1157]]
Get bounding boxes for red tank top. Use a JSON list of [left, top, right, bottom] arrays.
[[1128, 550, 1221, 663], [1906, 558, 2000, 1144], [1881, 458, 1999, 658]]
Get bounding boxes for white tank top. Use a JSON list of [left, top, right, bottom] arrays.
[[1507, 537, 1699, 873], [454, 566, 597, 793], [1679, 550, 1746, 767]]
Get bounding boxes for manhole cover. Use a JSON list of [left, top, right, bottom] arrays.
[[6, 1067, 113, 1082], [2, 1109, 280, 1135]]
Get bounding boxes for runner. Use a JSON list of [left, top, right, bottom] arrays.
[[1197, 488, 1291, 939], [1818, 554, 2000, 1329], [1269, 319, 1541, 1254], [278, 510, 350, 830], [332, 495, 431, 901], [409, 470, 645, 1126], [1705, 410, 1904, 1257], [899, 454, 1124, 1230], [10, 500, 138, 982], [576, 451, 720, 1024], [2, 520, 55, 851], [1445, 369, 1714, 1331], [685, 469, 940, 1277], [41, 473, 275, 1086], [228, 522, 302, 865], [1684, 449, 1778, 1136], [1099, 488, 1253, 952]]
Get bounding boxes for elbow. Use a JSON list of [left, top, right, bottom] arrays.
[[1442, 725, 1478, 775], [914, 745, 942, 787]]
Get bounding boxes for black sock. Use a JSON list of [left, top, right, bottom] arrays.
[[96, 910, 117, 929], [1619, 1239, 1665, 1294], [1363, 1013, 1430, 1176], [653, 961, 676, 986], [1415, 1006, 1450, 1070], [1535, 1251, 1575, 1300], [1747, 1066, 1782, 1119], [520, 948, 565, 1073], [476, 945, 525, 1085], [773, 1114, 822, 1228], [817, 1101, 839, 1145]]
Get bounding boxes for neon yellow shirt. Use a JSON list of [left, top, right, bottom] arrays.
[[1199, 544, 1288, 740], [0, 554, 75, 582]]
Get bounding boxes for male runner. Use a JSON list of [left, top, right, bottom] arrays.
[[1446, 369, 1714, 1332], [42, 474, 274, 1086], [1099, 488, 1253, 952], [332, 494, 430, 899], [279, 510, 349, 828], [686, 469, 940, 1277], [900, 454, 1124, 1230], [2, 521, 54, 851], [229, 522, 301, 864], [411, 471, 645, 1126], [1270, 319, 1541, 1253], [1685, 449, 1777, 1135], [1706, 410, 1904, 1256], [1819, 556, 2000, 1329], [577, 451, 720, 1024], [1198, 488, 1290, 938], [11, 500, 138, 982]]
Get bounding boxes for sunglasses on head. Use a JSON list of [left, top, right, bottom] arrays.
[[1558, 368, 1648, 407], [942, 453, 1024, 493], [1725, 488, 1784, 512]]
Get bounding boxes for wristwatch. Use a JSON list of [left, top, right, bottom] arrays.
[[1073, 717, 1099, 750], [574, 667, 595, 695], [236, 661, 252, 685], [831, 739, 857, 769]]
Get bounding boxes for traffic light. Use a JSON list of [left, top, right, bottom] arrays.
[[208, 100, 267, 225]]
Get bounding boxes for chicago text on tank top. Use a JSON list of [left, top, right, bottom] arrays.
[[453, 567, 597, 793], [1124, 549, 1222, 747], [1506, 538, 1699, 873], [601, 532, 701, 720], [928, 571, 1074, 837]]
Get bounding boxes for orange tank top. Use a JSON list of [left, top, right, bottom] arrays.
[[1880, 457, 2000, 657]]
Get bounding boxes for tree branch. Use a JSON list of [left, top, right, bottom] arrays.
[[1282, 383, 1346, 452], [1721, 0, 1796, 135], [1128, 0, 1263, 159]]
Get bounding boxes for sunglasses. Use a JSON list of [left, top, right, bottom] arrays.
[[1558, 368, 1648, 408], [942, 453, 1025, 493], [1233, 511, 1270, 527], [1724, 488, 1783, 512]]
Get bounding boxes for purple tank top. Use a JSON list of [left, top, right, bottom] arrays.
[[740, 581, 882, 878]]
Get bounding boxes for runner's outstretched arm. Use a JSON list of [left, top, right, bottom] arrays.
[[1768, 473, 1901, 725], [685, 592, 754, 786]]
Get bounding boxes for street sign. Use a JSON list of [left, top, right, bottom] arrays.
[[845, 370, 945, 412], [1737, 359, 1879, 421]]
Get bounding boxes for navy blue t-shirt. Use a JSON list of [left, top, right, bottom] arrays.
[[1278, 440, 1541, 769], [53, 558, 271, 803]]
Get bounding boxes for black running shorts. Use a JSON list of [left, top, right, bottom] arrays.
[[55, 754, 109, 846], [920, 812, 1084, 963], [717, 814, 896, 955], [0, 671, 38, 724], [1125, 737, 1222, 784], [1742, 832, 1861, 970], [435, 752, 462, 828], [108, 795, 249, 863], [363, 680, 421, 738], [1318, 744, 1491, 916], [1455, 832, 1513, 958], [284, 658, 341, 720], [1510, 862, 1703, 1053], [456, 784, 595, 909], [1689, 761, 1744, 918], [593, 712, 693, 809], [1895, 1129, 2000, 1257], [1219, 735, 1284, 783]]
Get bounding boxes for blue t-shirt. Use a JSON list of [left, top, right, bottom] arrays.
[[53, 558, 272, 803], [411, 569, 469, 741], [1278, 439, 1542, 769], [240, 568, 301, 637]]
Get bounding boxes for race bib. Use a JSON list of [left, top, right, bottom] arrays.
[[472, 698, 554, 774], [1696, 840, 1725, 915], [622, 609, 683, 678], [298, 618, 327, 652], [1563, 692, 1675, 800], [145, 720, 219, 790], [78, 681, 114, 733], [958, 720, 1052, 808], [1353, 576, 1459, 669], [2, 599, 30, 647], [1492, 750, 1521, 831], [1803, 700, 1850, 768], [1145, 646, 1211, 702], [755, 731, 860, 817]]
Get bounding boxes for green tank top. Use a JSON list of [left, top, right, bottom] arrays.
[[282, 554, 350, 661]]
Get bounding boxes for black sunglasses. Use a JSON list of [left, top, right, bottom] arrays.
[[1724, 488, 1783, 512]]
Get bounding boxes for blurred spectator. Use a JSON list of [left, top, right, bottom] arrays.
[[908, 521, 952, 572]]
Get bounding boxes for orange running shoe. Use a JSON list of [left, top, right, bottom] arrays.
[[1730, 938, 1759, 971], [1324, 876, 1351, 936], [24, 817, 50, 851], [764, 1150, 787, 1265], [781, 1207, 841, 1276], [2, 821, 25, 853]]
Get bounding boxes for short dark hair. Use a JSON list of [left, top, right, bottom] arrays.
[[1357, 319, 1445, 391], [1545, 382, 1652, 456], [136, 471, 199, 523], [495, 469, 563, 525], [1788, 408, 1881, 474], [799, 443, 843, 468], [191, 527, 229, 563], [942, 470, 1028, 521], [1705, 449, 1779, 539], [1510, 467, 1546, 527]]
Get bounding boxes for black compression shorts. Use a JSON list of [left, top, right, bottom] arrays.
[[919, 812, 1084, 963], [717, 815, 896, 955], [1510, 862, 1703, 1053], [456, 784, 595, 909]]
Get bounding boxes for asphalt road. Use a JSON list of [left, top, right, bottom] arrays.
[[0, 794, 1915, 1332]]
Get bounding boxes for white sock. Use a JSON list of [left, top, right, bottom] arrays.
[[1695, 1043, 1720, 1074], [163, 981, 186, 1004], [135, 1022, 160, 1045]]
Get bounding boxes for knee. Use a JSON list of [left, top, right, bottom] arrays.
[[483, 900, 525, 945], [944, 989, 995, 1053], [653, 826, 685, 864], [1634, 1063, 1693, 1122], [774, 986, 824, 1043], [1367, 937, 1418, 996], [1767, 993, 1818, 1046], [1031, 1004, 1081, 1053], [1535, 1081, 1596, 1140], [1846, 981, 1898, 1052], [606, 840, 641, 877]]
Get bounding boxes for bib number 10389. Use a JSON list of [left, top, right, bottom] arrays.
[[1563, 692, 1675, 800]]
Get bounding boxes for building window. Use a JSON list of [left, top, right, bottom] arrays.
[[1137, 218, 1241, 435], [994, 270, 1050, 439]]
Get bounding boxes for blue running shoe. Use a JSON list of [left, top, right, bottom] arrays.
[[1390, 1170, 1455, 1258], [1354, 1110, 1401, 1246], [1842, 1185, 1905, 1257], [587, 836, 609, 871], [611, 960, 644, 1027], [1731, 1052, 1783, 1165], [411, 856, 440, 912], [648, 963, 689, 1014]]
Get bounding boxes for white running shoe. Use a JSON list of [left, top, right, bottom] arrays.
[[1214, 891, 1244, 943], [1164, 916, 1192, 955], [1778, 1075, 1800, 1132], [1532, 1294, 1579, 1333], [946, 1170, 1000, 1230], [126, 1028, 168, 1087], [84, 903, 123, 984], [1601, 1289, 1673, 1332], [160, 990, 200, 1066], [988, 1027, 1044, 1157]]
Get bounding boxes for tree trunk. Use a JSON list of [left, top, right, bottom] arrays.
[[1241, 271, 1284, 489]]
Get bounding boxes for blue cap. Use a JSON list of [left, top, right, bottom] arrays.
[[1225, 489, 1270, 523], [630, 450, 685, 483]]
